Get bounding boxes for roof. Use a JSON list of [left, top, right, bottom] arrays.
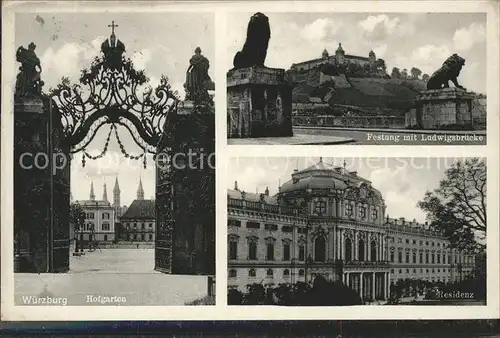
[[76, 200, 112, 207], [345, 54, 369, 61], [227, 189, 278, 205], [120, 199, 155, 219]]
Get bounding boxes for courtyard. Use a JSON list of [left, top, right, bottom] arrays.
[[15, 249, 210, 306]]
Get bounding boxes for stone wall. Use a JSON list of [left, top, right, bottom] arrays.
[[293, 115, 406, 129]]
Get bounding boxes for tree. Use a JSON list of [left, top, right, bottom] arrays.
[[376, 58, 387, 73], [418, 158, 486, 251], [410, 67, 422, 79], [422, 73, 430, 82], [69, 202, 86, 252], [391, 67, 401, 78], [401, 68, 409, 79]]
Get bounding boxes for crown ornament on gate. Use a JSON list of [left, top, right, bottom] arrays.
[[49, 21, 181, 168]]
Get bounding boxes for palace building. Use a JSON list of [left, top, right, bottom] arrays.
[[75, 181, 116, 243], [227, 158, 475, 301], [290, 43, 377, 72], [120, 177, 156, 242]]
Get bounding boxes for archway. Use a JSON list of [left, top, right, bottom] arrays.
[[13, 25, 215, 275]]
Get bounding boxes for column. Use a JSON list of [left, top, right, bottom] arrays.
[[372, 273, 376, 301], [386, 272, 390, 299], [346, 272, 350, 286], [359, 273, 364, 300], [328, 228, 334, 261], [339, 229, 343, 260], [354, 230, 358, 260]]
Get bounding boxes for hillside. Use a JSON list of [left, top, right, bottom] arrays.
[[290, 67, 427, 114]]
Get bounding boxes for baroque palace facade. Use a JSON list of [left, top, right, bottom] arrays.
[[227, 158, 475, 301]]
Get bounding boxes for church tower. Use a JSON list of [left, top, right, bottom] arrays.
[[102, 181, 108, 203], [335, 43, 345, 64], [137, 177, 144, 200], [90, 180, 95, 201], [113, 176, 120, 207]]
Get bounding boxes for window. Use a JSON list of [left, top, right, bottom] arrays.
[[345, 203, 353, 216], [133, 234, 137, 240], [406, 268, 409, 273], [359, 205, 366, 219], [229, 239, 238, 260], [426, 269, 429, 273], [437, 254, 441, 264], [141, 234, 145, 241], [372, 209, 377, 220], [398, 251, 402, 263], [249, 269, 256, 277], [412, 252, 417, 263], [419, 240, 423, 245], [88, 213, 95, 219], [432, 242, 435, 246], [149, 223, 153, 228], [283, 269, 290, 277], [134, 223, 137, 229], [426, 241, 429, 245], [283, 243, 290, 261], [299, 245, 305, 261], [405, 252, 410, 263], [370, 241, 377, 262], [443, 254, 446, 264], [399, 269, 402, 274], [426, 253, 429, 264], [281, 226, 293, 233], [345, 238, 352, 262], [149, 234, 153, 241], [412, 240, 416, 244], [390, 251, 395, 262], [431, 254, 435, 264], [266, 269, 273, 277], [358, 239, 365, 261], [265, 223, 278, 231], [398, 237, 403, 243], [102, 212, 110, 220], [248, 242, 257, 260], [413, 268, 416, 273], [104, 235, 108, 241], [229, 269, 237, 278], [102, 222, 110, 231], [314, 200, 327, 215], [390, 269, 394, 273], [142, 223, 145, 229], [228, 219, 241, 227], [246, 221, 260, 229], [315, 237, 326, 262], [406, 239, 409, 244], [299, 269, 305, 276], [266, 243, 275, 261]]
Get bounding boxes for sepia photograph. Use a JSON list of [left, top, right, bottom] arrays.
[[11, 11, 215, 306], [226, 12, 487, 145], [227, 157, 486, 306]]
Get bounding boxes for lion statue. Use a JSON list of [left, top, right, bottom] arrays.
[[232, 12, 271, 69], [426, 54, 466, 90]]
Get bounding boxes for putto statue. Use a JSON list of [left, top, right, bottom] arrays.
[[232, 12, 271, 69], [15, 42, 44, 96], [426, 54, 466, 90], [184, 47, 213, 101]]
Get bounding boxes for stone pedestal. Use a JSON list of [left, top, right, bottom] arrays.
[[227, 67, 293, 138], [414, 88, 474, 129]]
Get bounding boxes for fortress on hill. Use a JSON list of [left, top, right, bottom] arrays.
[[290, 43, 378, 72]]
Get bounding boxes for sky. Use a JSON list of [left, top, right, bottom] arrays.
[[226, 157, 471, 223], [227, 12, 486, 93], [15, 12, 214, 206]]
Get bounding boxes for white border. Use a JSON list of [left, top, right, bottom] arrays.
[[2, 0, 499, 321]]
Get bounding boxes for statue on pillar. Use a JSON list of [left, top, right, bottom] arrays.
[[184, 47, 214, 102], [15, 42, 44, 97]]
